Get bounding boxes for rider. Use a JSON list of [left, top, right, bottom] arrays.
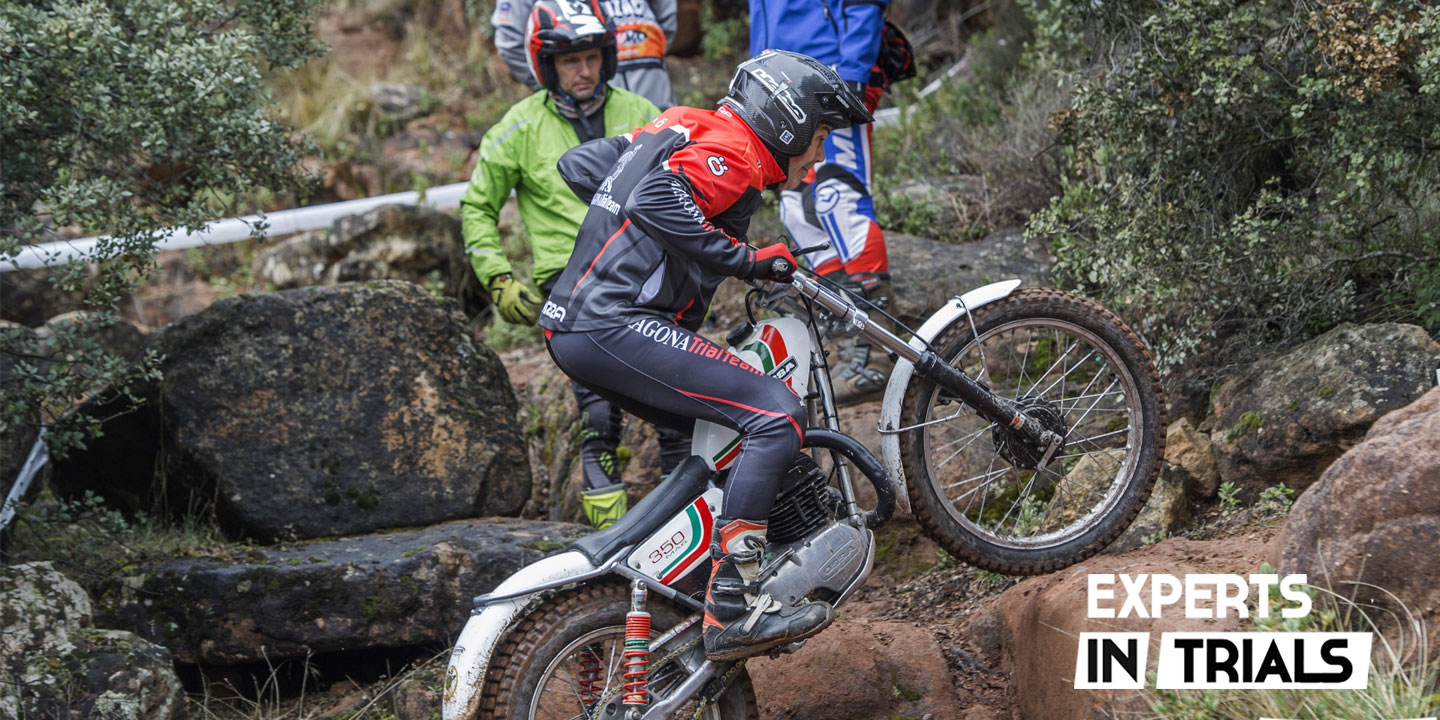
[[540, 50, 873, 660], [459, 0, 687, 529]]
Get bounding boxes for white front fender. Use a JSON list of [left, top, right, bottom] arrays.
[[442, 551, 599, 720], [879, 279, 1023, 514]]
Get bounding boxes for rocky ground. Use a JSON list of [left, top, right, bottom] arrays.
[[6, 223, 1438, 718]]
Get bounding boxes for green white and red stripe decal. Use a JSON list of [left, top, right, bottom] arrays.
[[628, 488, 721, 585]]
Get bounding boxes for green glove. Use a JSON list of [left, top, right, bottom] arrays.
[[488, 274, 543, 325]]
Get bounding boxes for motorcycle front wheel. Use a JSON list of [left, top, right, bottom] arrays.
[[900, 287, 1165, 575], [481, 582, 758, 720]]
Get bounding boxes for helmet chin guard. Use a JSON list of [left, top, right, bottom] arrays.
[[525, 0, 619, 92], [720, 50, 874, 163]]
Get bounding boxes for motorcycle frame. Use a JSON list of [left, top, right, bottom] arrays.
[[442, 277, 1027, 720]]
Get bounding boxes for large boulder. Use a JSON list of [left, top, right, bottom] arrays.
[[748, 618, 967, 720], [52, 281, 529, 542], [1, 562, 183, 720], [255, 204, 487, 317], [887, 229, 1053, 327], [97, 517, 588, 665], [1278, 388, 1440, 660], [973, 531, 1277, 720], [1210, 323, 1440, 496]]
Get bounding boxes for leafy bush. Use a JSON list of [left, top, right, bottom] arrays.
[[872, 20, 1069, 239], [1024, 0, 1440, 368], [1, 0, 325, 456]]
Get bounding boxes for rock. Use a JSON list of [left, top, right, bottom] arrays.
[[97, 517, 588, 665], [1278, 387, 1440, 661], [18, 629, 186, 720], [380, 116, 481, 182], [1210, 323, 1440, 496], [977, 532, 1276, 720], [0, 267, 88, 327], [0, 562, 93, 661], [748, 618, 966, 720], [255, 204, 487, 317], [0, 563, 183, 720], [370, 83, 428, 123], [36, 310, 149, 364], [315, 159, 385, 203], [1106, 461, 1191, 553], [887, 229, 1052, 328], [889, 175, 988, 240], [255, 229, 337, 289], [52, 282, 529, 542], [1165, 418, 1220, 499], [1042, 450, 1124, 532]]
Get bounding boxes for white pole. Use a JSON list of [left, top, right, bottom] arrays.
[[3, 182, 471, 272]]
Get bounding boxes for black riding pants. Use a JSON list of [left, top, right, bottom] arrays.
[[546, 320, 805, 522]]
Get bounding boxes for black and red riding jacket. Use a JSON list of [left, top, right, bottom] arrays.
[[538, 104, 786, 334]]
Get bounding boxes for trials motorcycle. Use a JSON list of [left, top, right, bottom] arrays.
[[443, 267, 1166, 719]]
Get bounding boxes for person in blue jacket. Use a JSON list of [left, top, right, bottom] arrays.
[[750, 0, 894, 404]]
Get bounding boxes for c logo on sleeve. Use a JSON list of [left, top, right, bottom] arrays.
[[707, 156, 728, 176]]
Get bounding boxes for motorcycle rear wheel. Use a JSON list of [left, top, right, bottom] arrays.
[[900, 288, 1165, 575], [481, 582, 758, 720]]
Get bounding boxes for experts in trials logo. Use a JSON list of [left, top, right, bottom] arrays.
[[707, 155, 728, 176], [1076, 573, 1373, 691]]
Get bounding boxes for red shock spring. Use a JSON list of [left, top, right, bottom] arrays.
[[621, 611, 651, 705], [575, 645, 603, 708]]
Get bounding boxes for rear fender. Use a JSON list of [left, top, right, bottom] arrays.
[[879, 279, 1022, 514], [442, 551, 599, 720]]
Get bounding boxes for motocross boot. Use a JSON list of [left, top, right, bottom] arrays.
[[702, 519, 833, 661], [832, 272, 895, 406], [581, 484, 628, 530]]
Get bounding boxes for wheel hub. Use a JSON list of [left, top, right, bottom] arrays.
[[990, 396, 1068, 469]]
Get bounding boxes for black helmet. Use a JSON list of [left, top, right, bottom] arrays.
[[721, 50, 874, 159], [525, 0, 618, 93]]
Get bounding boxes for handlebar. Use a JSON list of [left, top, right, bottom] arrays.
[[746, 273, 923, 365]]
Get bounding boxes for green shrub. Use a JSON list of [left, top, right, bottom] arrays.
[[1023, 0, 1440, 369], [1, 0, 325, 457]]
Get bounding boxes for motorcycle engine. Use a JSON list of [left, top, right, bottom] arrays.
[[757, 453, 873, 606], [766, 453, 837, 544]]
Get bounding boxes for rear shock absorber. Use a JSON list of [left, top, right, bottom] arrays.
[[622, 579, 651, 707], [576, 644, 603, 708]]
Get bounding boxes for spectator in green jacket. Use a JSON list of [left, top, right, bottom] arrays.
[[459, 0, 686, 529]]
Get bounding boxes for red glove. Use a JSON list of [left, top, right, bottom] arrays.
[[747, 243, 798, 282]]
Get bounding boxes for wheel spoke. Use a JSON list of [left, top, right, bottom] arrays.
[[997, 472, 1038, 531], [1069, 378, 1120, 430], [1024, 338, 1080, 398], [1035, 349, 1098, 399], [1066, 428, 1130, 448], [932, 422, 993, 453], [943, 464, 1014, 492], [936, 425, 995, 469]]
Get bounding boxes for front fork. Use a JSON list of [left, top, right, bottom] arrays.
[[791, 278, 1064, 454]]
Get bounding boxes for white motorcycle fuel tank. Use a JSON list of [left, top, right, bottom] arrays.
[[691, 317, 813, 471]]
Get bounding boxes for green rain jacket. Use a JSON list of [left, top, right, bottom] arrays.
[[460, 87, 659, 289]]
